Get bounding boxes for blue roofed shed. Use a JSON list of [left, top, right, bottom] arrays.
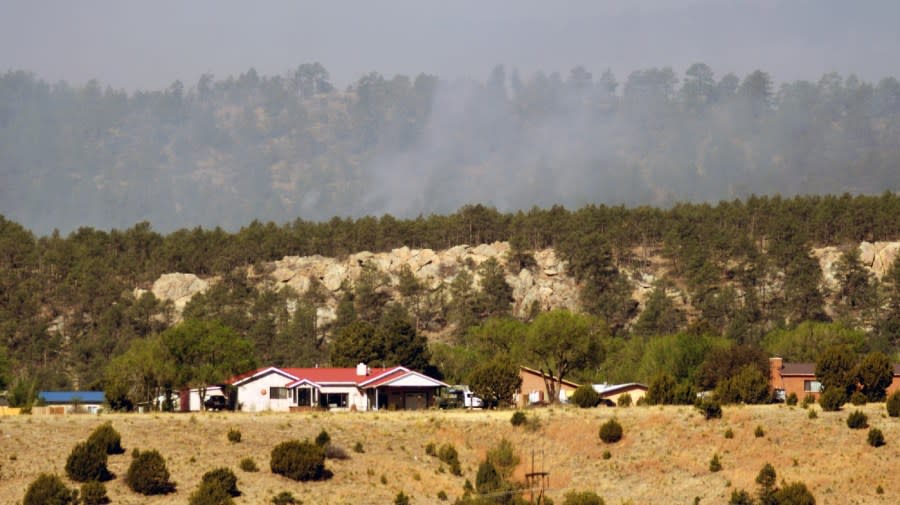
[[38, 391, 105, 414]]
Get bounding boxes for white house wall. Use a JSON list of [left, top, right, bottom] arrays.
[[319, 385, 368, 411], [237, 372, 295, 412], [378, 374, 443, 388]]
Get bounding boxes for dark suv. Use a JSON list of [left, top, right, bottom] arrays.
[[204, 395, 229, 411]]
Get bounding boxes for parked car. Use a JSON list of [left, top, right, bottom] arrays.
[[204, 395, 229, 411], [438, 386, 483, 409]]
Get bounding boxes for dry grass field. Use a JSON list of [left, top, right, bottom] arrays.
[[0, 404, 897, 504]]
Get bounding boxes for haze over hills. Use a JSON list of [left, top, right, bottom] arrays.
[[1, 63, 900, 235]]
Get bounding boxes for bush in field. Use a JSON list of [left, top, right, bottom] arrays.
[[315, 429, 330, 447], [510, 411, 527, 426], [201, 467, 240, 496], [80, 481, 110, 505], [785, 392, 798, 406], [773, 482, 816, 505], [599, 419, 623, 443], [87, 422, 125, 455], [437, 443, 462, 476], [227, 428, 241, 443], [850, 391, 867, 406], [617, 393, 632, 407], [126, 449, 175, 495], [868, 428, 885, 447], [572, 384, 600, 408], [562, 490, 606, 505], [270, 440, 327, 481], [394, 491, 410, 505], [65, 441, 111, 483], [271, 491, 300, 505], [709, 453, 722, 472], [819, 388, 845, 411], [239, 457, 259, 472], [727, 489, 754, 505], [847, 410, 868, 429], [486, 439, 520, 478], [696, 398, 723, 420], [754, 425, 765, 438], [887, 391, 900, 417], [23, 474, 78, 505], [801, 394, 816, 409], [475, 461, 503, 495]]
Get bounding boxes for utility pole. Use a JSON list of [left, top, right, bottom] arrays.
[[525, 449, 549, 504]]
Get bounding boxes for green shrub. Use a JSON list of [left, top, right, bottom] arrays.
[[271, 491, 300, 505], [394, 490, 410, 505], [709, 453, 722, 472], [437, 443, 462, 476], [887, 391, 900, 417], [475, 461, 502, 495], [510, 411, 527, 426], [696, 398, 722, 420], [201, 467, 239, 497], [727, 489, 753, 505], [425, 442, 436, 456], [65, 441, 111, 483], [486, 438, 519, 478], [754, 425, 765, 438], [87, 422, 124, 455], [808, 409, 817, 419], [868, 428, 885, 447], [850, 391, 867, 406], [617, 393, 632, 407], [126, 449, 175, 495], [227, 428, 241, 443], [724, 428, 734, 439], [189, 480, 234, 505], [562, 490, 606, 505], [847, 410, 868, 429], [599, 419, 623, 443], [437, 490, 448, 501], [314, 429, 330, 447], [773, 481, 816, 505], [601, 450, 611, 460], [270, 440, 327, 481], [23, 474, 78, 505], [239, 457, 259, 472], [572, 384, 600, 408], [80, 481, 109, 505], [801, 393, 816, 409], [819, 388, 845, 411], [353, 441, 365, 453], [785, 392, 798, 406]]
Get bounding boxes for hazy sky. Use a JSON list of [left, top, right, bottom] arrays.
[[2, 0, 899, 90]]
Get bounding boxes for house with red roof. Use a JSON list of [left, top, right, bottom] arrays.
[[231, 363, 448, 412]]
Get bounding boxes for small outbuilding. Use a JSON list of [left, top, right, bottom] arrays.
[[515, 366, 580, 407], [37, 391, 105, 414], [592, 383, 648, 405]]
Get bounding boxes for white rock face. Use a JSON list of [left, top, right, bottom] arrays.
[[150, 273, 211, 314]]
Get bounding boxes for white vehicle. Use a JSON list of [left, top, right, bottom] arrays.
[[442, 386, 483, 409]]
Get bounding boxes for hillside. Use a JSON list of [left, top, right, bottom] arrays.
[[0, 405, 895, 504]]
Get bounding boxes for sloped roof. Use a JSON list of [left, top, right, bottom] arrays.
[[39, 391, 105, 404], [778, 362, 900, 376], [519, 366, 580, 388], [780, 363, 816, 376], [592, 383, 648, 397], [360, 368, 449, 389]]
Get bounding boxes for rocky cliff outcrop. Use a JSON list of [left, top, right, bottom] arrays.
[[143, 240, 900, 328]]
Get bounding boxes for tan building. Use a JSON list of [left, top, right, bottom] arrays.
[[515, 366, 580, 407], [769, 357, 900, 400], [593, 383, 648, 405]]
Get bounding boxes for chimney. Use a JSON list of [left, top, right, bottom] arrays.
[[769, 356, 783, 389], [356, 363, 369, 377]]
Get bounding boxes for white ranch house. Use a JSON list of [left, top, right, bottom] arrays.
[[230, 364, 448, 412]]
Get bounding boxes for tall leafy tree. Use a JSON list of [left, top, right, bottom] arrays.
[[525, 310, 604, 403], [160, 319, 256, 408]]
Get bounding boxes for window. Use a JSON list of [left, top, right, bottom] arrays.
[[270, 387, 290, 399], [803, 380, 822, 393], [321, 393, 348, 408]]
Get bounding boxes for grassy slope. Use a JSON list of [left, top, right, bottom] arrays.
[[0, 404, 896, 505]]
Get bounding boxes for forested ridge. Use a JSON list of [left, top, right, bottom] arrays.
[[2, 63, 900, 234], [2, 193, 900, 409]]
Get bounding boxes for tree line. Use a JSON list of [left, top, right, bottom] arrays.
[[2, 192, 900, 406]]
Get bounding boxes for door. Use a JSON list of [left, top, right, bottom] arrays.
[[404, 392, 426, 410]]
